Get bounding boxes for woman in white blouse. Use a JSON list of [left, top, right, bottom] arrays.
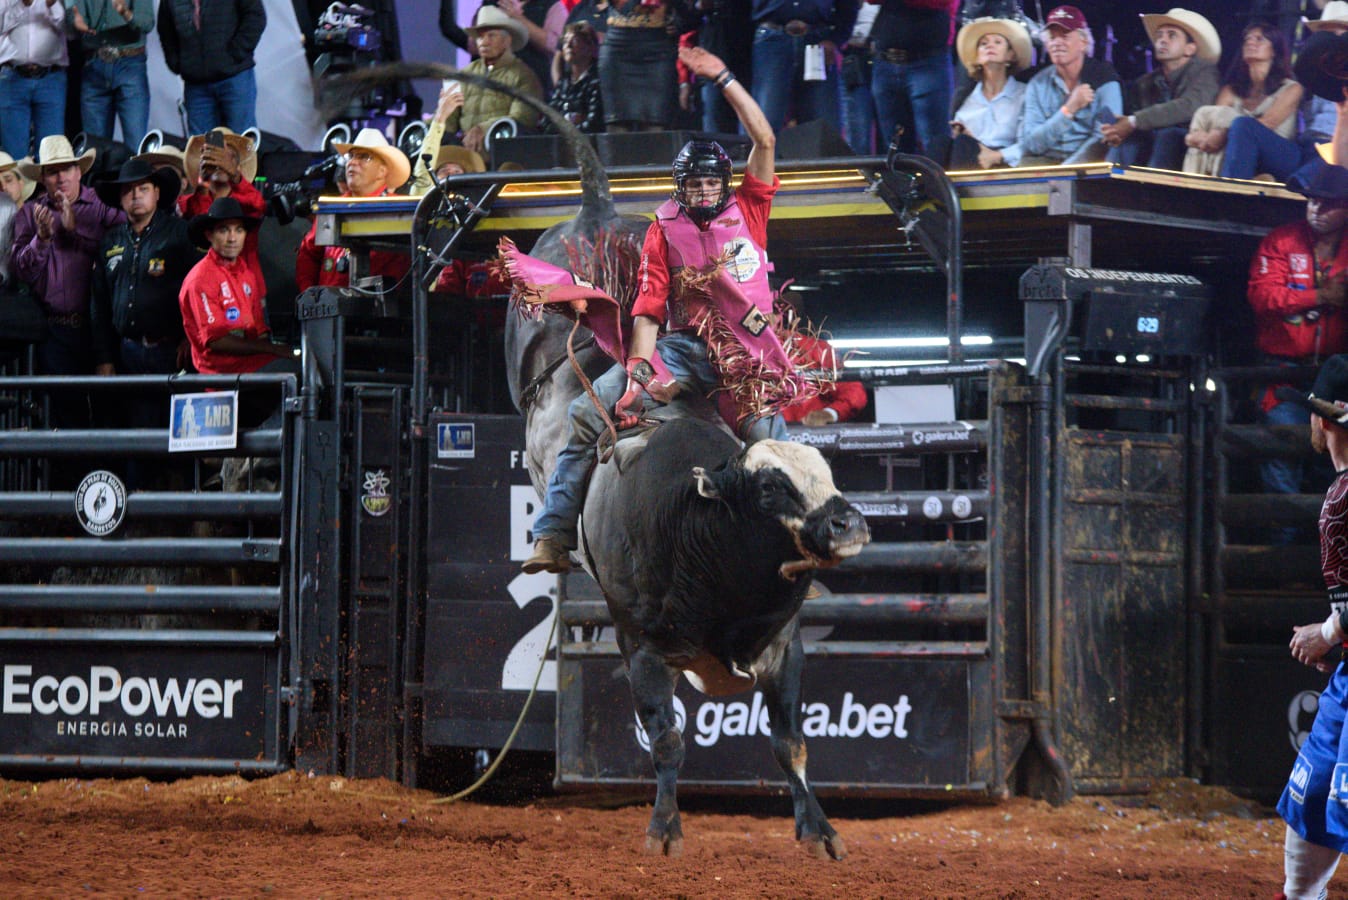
[[929, 17, 1032, 169]]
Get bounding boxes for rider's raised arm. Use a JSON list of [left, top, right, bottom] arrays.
[[678, 46, 775, 185]]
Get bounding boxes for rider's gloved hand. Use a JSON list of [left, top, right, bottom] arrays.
[[614, 357, 654, 429]]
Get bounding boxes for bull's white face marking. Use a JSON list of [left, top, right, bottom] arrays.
[[742, 440, 839, 514]]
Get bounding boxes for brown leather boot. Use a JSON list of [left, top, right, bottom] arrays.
[[522, 537, 572, 574]]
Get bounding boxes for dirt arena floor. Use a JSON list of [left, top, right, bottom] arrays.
[[0, 765, 1303, 898]]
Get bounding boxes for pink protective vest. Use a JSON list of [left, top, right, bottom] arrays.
[[654, 195, 774, 336]]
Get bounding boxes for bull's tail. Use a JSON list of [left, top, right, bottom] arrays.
[[321, 62, 615, 220]]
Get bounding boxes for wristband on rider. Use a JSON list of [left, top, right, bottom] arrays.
[[1322, 611, 1345, 645], [626, 356, 655, 388]]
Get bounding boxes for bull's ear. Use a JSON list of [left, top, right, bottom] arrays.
[[692, 466, 720, 499]]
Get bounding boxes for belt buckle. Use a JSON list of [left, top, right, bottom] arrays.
[[97, 46, 121, 63], [785, 19, 809, 36]]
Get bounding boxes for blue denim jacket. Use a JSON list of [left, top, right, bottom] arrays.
[[1019, 57, 1123, 164]]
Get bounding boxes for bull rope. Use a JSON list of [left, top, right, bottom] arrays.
[[431, 611, 558, 805]]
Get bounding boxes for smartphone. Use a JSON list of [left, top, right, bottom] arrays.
[[205, 130, 226, 148], [1095, 109, 1117, 126], [442, 79, 462, 97]]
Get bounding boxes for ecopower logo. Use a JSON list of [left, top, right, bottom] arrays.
[[2, 664, 245, 739]]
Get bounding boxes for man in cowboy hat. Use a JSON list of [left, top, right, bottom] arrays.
[[0, 151, 37, 209], [444, 5, 542, 156], [180, 127, 266, 301], [296, 127, 411, 292], [89, 158, 195, 383], [179, 196, 292, 377], [1101, 8, 1220, 170], [1247, 160, 1348, 541], [11, 134, 124, 429]]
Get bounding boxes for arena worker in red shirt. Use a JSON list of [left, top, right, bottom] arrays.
[[179, 127, 267, 301], [179, 196, 294, 376], [521, 45, 829, 575], [780, 331, 868, 426], [295, 127, 412, 292]]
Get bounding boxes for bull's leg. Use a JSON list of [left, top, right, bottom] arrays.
[[761, 630, 847, 860], [628, 647, 685, 856]]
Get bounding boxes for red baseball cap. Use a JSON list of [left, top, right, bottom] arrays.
[[1044, 5, 1088, 32]]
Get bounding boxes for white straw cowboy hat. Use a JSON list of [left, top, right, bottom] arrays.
[[466, 5, 528, 53], [1306, 1, 1348, 32], [1140, 8, 1221, 64], [135, 144, 187, 179], [0, 151, 37, 203], [333, 127, 412, 189], [184, 127, 259, 184], [956, 17, 1034, 77], [16, 135, 96, 180]]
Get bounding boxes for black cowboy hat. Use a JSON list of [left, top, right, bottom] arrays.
[[1286, 159, 1348, 201], [1275, 354, 1348, 425], [188, 196, 261, 249], [1294, 29, 1348, 102], [94, 157, 180, 211]]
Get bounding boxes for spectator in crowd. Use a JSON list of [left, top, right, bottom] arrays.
[[750, 0, 856, 136], [12, 135, 124, 428], [840, 1, 878, 154], [0, 151, 36, 209], [445, 6, 543, 156], [0, 0, 68, 160], [68, 0, 155, 151], [134, 143, 189, 198], [1017, 5, 1121, 166], [1182, 21, 1301, 177], [1100, 7, 1220, 171], [1246, 160, 1348, 541], [687, 0, 752, 134], [157, 0, 265, 135], [868, 0, 953, 156], [497, 0, 563, 91], [928, 15, 1030, 169], [180, 127, 265, 305], [600, 0, 686, 131], [1223, 4, 1348, 182], [179, 196, 290, 376], [90, 158, 194, 382], [296, 128, 411, 293], [411, 141, 487, 195], [541, 22, 604, 134]]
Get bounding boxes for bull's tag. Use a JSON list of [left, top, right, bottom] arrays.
[[741, 307, 769, 336]]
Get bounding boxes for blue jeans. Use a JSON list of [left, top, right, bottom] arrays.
[[533, 331, 787, 549], [1106, 125, 1187, 170], [1260, 397, 1334, 544], [842, 80, 877, 155], [0, 66, 68, 159], [81, 55, 150, 151], [1220, 115, 1320, 181], [750, 26, 841, 134], [183, 68, 257, 136], [871, 52, 952, 156], [701, 80, 738, 134]]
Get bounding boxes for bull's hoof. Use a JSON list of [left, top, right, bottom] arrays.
[[802, 832, 847, 861], [644, 832, 684, 857]]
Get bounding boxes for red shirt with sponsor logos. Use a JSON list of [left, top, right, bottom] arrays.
[[180, 178, 268, 299], [633, 172, 778, 325], [178, 248, 272, 375], [1248, 220, 1348, 361], [294, 188, 411, 293], [1323, 470, 1348, 592], [780, 333, 868, 424]]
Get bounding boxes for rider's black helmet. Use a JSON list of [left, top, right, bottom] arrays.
[[672, 140, 733, 223]]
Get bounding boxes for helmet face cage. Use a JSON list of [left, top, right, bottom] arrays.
[[672, 141, 732, 223]]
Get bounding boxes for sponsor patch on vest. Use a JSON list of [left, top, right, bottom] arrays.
[[723, 237, 761, 283], [105, 244, 124, 259], [147, 258, 165, 276], [220, 282, 233, 301], [741, 307, 769, 336], [322, 257, 334, 272], [226, 306, 240, 321], [1290, 253, 1311, 274]]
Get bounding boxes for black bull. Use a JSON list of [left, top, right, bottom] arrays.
[[328, 63, 869, 857]]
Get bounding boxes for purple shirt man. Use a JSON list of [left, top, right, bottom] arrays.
[[13, 157, 123, 316]]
